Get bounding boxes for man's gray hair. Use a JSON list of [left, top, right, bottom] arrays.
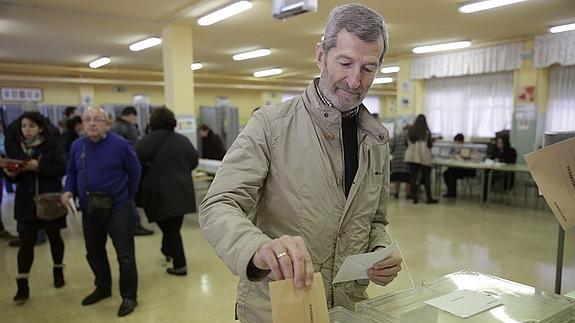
[[322, 4, 389, 64]]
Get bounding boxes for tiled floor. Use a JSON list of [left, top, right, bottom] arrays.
[[1, 191, 573, 322]]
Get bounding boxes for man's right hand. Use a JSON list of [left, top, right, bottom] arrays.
[[252, 235, 314, 289], [60, 191, 73, 208]]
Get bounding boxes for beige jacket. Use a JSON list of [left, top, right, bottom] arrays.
[[199, 81, 392, 323]]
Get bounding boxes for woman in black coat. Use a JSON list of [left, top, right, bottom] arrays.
[[4, 112, 67, 303], [136, 107, 198, 276]]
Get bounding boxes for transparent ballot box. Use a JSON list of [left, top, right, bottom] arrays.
[[355, 270, 575, 323], [329, 306, 374, 323]]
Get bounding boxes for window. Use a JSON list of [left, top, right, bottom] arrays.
[[425, 72, 514, 139], [545, 65, 575, 132]]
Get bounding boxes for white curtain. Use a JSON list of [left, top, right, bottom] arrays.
[[545, 65, 575, 132], [534, 31, 575, 68], [411, 43, 523, 80], [425, 72, 514, 139]]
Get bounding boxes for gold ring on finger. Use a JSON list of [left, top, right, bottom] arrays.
[[276, 252, 287, 259]]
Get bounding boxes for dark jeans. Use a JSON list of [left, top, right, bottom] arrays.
[[158, 216, 186, 269], [443, 168, 477, 196], [18, 228, 64, 274], [408, 163, 434, 202], [82, 202, 138, 300]]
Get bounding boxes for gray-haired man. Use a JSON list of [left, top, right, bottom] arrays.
[[199, 4, 402, 322]]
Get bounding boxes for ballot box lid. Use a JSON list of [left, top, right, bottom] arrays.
[[355, 270, 575, 323]]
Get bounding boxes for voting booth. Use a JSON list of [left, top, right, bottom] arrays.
[[355, 270, 575, 323]]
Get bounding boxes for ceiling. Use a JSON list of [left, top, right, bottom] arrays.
[[0, 0, 574, 81]]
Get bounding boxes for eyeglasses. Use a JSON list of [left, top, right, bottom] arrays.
[[82, 117, 107, 123]]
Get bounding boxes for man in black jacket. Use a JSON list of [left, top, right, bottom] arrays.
[[111, 107, 154, 236], [198, 124, 226, 160]]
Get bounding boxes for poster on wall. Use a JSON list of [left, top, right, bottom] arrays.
[[401, 96, 410, 109], [518, 86, 535, 103], [1, 87, 43, 102], [176, 115, 197, 147], [401, 80, 411, 93], [515, 103, 536, 130]]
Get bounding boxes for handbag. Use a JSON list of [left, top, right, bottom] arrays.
[[82, 142, 114, 219], [35, 175, 68, 221]]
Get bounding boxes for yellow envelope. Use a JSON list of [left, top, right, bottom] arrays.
[[269, 272, 329, 323], [524, 136, 575, 230]]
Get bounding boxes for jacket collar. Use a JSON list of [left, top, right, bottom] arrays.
[[302, 78, 389, 145]]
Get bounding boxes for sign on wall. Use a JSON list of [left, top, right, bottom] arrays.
[[1, 87, 43, 102]]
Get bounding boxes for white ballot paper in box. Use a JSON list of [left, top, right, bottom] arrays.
[[524, 136, 575, 231], [425, 289, 503, 318], [333, 242, 398, 284]]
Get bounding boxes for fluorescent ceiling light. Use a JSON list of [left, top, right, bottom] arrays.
[[380, 66, 400, 74], [233, 48, 271, 61], [372, 77, 394, 84], [191, 63, 204, 71], [281, 1, 304, 12], [129, 37, 162, 51], [198, 0, 253, 26], [413, 41, 471, 54], [459, 0, 527, 14], [89, 57, 111, 69], [549, 23, 575, 34], [253, 68, 283, 78]]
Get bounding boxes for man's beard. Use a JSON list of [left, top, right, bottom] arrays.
[[318, 76, 365, 113]]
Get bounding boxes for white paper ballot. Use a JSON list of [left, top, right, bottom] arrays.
[[332, 243, 398, 284], [425, 290, 503, 318], [68, 198, 79, 216]]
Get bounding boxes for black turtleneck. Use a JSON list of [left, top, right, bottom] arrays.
[[342, 114, 358, 197]]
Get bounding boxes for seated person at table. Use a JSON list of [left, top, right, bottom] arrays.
[[443, 134, 477, 198], [490, 135, 517, 190]]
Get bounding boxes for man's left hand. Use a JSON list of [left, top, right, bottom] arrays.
[[367, 255, 402, 286]]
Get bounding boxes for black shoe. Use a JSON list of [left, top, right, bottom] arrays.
[[53, 267, 65, 288], [426, 199, 439, 204], [118, 299, 137, 317], [413, 197, 418, 204], [443, 193, 456, 198], [81, 289, 111, 306], [167, 267, 187, 276], [14, 278, 29, 304], [134, 225, 154, 236]]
